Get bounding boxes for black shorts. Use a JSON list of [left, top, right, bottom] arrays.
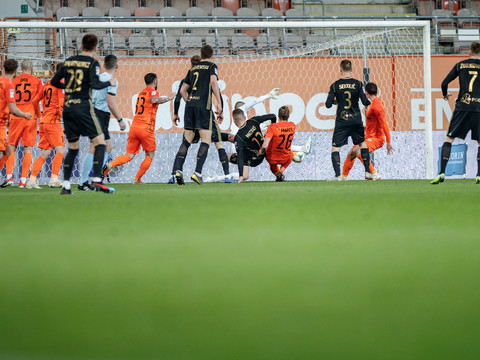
[[447, 110, 480, 140], [184, 106, 214, 131], [332, 121, 365, 147], [94, 108, 111, 140], [229, 151, 265, 167], [192, 119, 221, 143], [63, 100, 103, 142]]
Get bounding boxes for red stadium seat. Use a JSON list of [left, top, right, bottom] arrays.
[[273, 0, 291, 14]]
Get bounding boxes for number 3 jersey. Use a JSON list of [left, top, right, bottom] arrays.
[[132, 87, 159, 132], [442, 58, 480, 112], [325, 77, 370, 123], [265, 121, 296, 161], [11, 73, 43, 122]]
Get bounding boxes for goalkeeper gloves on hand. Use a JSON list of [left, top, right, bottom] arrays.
[[267, 88, 280, 99]]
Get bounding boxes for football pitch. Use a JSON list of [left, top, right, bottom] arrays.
[[1, 180, 479, 360]]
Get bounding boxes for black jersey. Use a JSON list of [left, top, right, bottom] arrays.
[[325, 77, 370, 123], [234, 114, 276, 174], [51, 55, 110, 101], [184, 60, 218, 110], [442, 58, 480, 113]]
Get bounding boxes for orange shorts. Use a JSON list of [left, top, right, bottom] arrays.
[[0, 126, 7, 152], [37, 123, 65, 150], [266, 151, 294, 168], [8, 117, 37, 147], [365, 137, 385, 152], [126, 126, 156, 154]]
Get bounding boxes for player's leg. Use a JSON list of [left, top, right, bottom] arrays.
[[342, 145, 359, 178], [330, 123, 348, 180], [191, 108, 213, 185], [27, 148, 51, 189], [172, 130, 194, 185], [134, 150, 154, 184], [103, 128, 138, 180], [0, 127, 9, 173], [80, 142, 95, 189], [351, 124, 371, 180], [213, 122, 230, 180], [61, 139, 80, 194], [476, 140, 480, 184], [49, 145, 65, 188], [43, 123, 65, 188], [291, 136, 312, 154], [19, 118, 38, 187]]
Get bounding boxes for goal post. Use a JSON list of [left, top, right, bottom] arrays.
[[0, 20, 433, 183]]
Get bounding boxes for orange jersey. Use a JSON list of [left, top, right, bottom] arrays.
[[132, 87, 159, 132], [0, 76, 15, 127], [265, 121, 296, 158], [11, 73, 43, 121], [365, 97, 391, 143], [41, 80, 65, 124]]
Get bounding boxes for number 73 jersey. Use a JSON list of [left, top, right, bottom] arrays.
[[11, 73, 43, 121], [132, 87, 159, 132]]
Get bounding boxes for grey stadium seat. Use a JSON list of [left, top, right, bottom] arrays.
[[128, 34, 154, 55]]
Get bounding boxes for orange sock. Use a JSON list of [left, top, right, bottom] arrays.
[[110, 154, 131, 169], [269, 163, 280, 175], [21, 152, 32, 178], [29, 156, 46, 181], [357, 154, 376, 174], [0, 154, 8, 171], [134, 156, 152, 181], [6, 151, 15, 177], [51, 152, 64, 177], [342, 157, 355, 177]]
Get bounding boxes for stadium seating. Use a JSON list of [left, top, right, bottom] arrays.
[[457, 9, 480, 28], [272, 0, 291, 14], [205, 34, 230, 54], [147, 0, 165, 14], [94, 0, 114, 15], [103, 33, 129, 54], [222, 0, 241, 15], [154, 32, 180, 55], [119, 0, 140, 14], [256, 33, 280, 51], [179, 34, 205, 54], [211, 7, 236, 35], [282, 33, 304, 49], [134, 6, 157, 16], [236, 6, 259, 16], [230, 33, 255, 53], [197, 0, 215, 14], [56, 6, 80, 20], [82, 6, 104, 17], [171, 0, 191, 15], [128, 33, 154, 55], [186, 6, 208, 18], [247, 0, 266, 13], [261, 8, 283, 17]]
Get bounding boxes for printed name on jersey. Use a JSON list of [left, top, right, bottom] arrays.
[[460, 63, 480, 70], [339, 83, 356, 90]]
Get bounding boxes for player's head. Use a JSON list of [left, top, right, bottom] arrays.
[[144, 72, 157, 89], [278, 106, 290, 121], [3, 59, 18, 75], [234, 101, 245, 110], [81, 33, 98, 53], [190, 55, 201, 66], [200, 45, 214, 60], [365, 82, 378, 96], [340, 59, 352, 74], [104, 54, 118, 71], [232, 108, 246, 125], [470, 41, 480, 56], [21, 59, 33, 73]]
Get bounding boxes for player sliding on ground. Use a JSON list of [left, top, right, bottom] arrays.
[[0, 59, 32, 186], [326, 59, 372, 181], [341, 82, 393, 180], [103, 73, 173, 184], [26, 63, 66, 189], [432, 41, 480, 185]]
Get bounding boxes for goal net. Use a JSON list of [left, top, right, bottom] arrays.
[[0, 20, 432, 184]]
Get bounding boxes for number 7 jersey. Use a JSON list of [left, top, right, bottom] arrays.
[[442, 58, 480, 112]]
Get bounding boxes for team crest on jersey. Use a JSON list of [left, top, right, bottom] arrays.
[[152, 91, 157, 96], [460, 93, 472, 104]]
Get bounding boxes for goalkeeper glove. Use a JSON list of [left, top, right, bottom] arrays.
[[267, 88, 280, 99]]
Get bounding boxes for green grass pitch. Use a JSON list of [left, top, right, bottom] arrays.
[[1, 180, 480, 360]]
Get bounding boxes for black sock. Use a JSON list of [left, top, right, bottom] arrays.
[[217, 148, 229, 175], [195, 142, 209, 174], [63, 148, 79, 181], [331, 151, 340, 177], [172, 136, 191, 174], [360, 148, 370, 173], [93, 144, 106, 179], [477, 146, 480, 177], [440, 142, 452, 174]]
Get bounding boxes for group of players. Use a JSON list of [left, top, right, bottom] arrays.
[[1, 33, 479, 192]]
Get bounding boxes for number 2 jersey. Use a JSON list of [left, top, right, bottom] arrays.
[[441, 58, 480, 112], [132, 87, 159, 132], [325, 77, 370, 123], [265, 121, 296, 161], [183, 61, 218, 111], [11, 73, 43, 122]]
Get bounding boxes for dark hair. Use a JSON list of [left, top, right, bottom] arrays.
[[340, 59, 352, 72], [144, 72, 157, 85], [190, 55, 201, 66], [104, 54, 118, 70], [4, 59, 18, 74], [471, 41, 480, 55], [365, 82, 378, 96], [200, 45, 214, 59], [232, 109, 245, 118], [278, 105, 290, 120], [82, 33, 98, 52], [55, 62, 64, 72]]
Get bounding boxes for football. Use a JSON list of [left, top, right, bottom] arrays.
[[292, 151, 304, 163]]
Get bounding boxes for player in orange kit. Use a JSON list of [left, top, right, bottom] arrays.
[[4, 60, 43, 188], [26, 63, 66, 189], [102, 73, 173, 183], [0, 59, 32, 186], [260, 106, 296, 181], [341, 82, 393, 180]]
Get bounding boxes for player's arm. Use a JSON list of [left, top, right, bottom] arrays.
[[376, 102, 393, 154], [359, 82, 371, 106], [107, 93, 125, 131], [236, 140, 247, 182], [211, 74, 222, 114], [58, 87, 65, 110], [51, 66, 65, 89], [325, 84, 336, 108], [251, 114, 277, 124], [179, 82, 190, 102], [90, 61, 115, 90], [151, 94, 174, 104], [8, 103, 31, 120], [441, 64, 459, 100], [173, 79, 184, 125], [259, 125, 274, 155], [239, 88, 280, 113], [216, 90, 224, 124]]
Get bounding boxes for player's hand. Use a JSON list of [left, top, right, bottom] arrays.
[[24, 112, 32, 120], [119, 119, 126, 131], [444, 93, 452, 101], [109, 77, 118, 87], [268, 88, 280, 99], [387, 142, 393, 155], [172, 114, 180, 126], [333, 99, 337, 105]]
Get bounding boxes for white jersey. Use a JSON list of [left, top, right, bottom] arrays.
[[92, 72, 118, 113]]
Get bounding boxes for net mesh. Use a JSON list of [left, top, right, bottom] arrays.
[[0, 23, 427, 183]]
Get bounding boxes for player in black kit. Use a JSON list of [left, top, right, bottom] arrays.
[[227, 108, 276, 183], [172, 45, 222, 185], [326, 59, 371, 181], [51, 34, 116, 194], [432, 41, 480, 184]]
